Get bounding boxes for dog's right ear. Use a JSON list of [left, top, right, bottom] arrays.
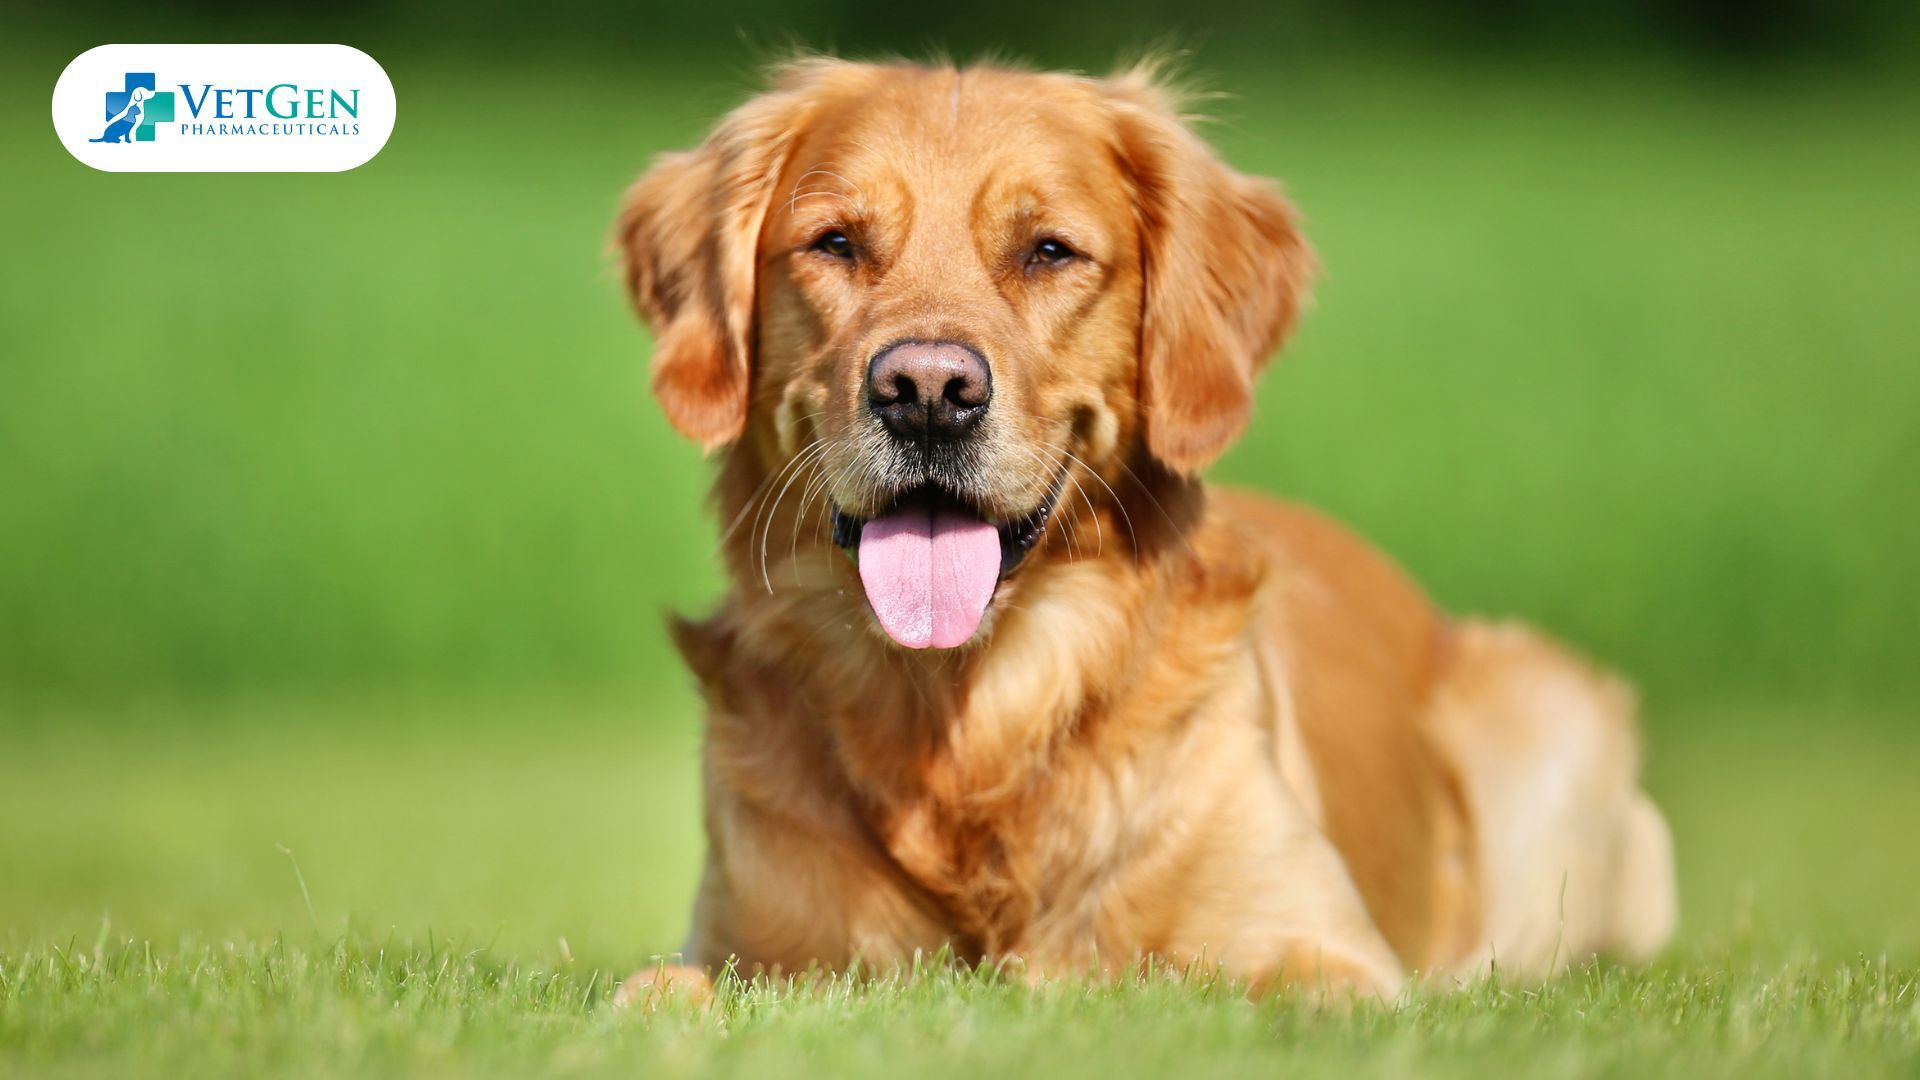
[[615, 81, 813, 450]]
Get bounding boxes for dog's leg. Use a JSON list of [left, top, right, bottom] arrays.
[[611, 956, 713, 1011], [1146, 758, 1409, 1001], [1606, 788, 1678, 961], [1424, 620, 1678, 981]]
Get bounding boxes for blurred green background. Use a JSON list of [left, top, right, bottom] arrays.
[[2, 2, 1917, 974]]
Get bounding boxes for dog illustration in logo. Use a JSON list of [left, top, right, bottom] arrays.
[[90, 87, 146, 143]]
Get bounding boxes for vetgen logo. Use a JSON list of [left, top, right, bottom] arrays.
[[89, 73, 176, 143], [53, 45, 396, 172]]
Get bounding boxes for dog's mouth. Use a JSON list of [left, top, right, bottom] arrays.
[[829, 473, 1064, 650]]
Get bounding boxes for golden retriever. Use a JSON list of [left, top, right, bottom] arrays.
[[610, 57, 1676, 1005]]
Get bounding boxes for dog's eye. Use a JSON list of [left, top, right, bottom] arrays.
[[1028, 238, 1075, 267], [811, 230, 855, 259]]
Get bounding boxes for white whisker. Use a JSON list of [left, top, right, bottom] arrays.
[[1048, 442, 1144, 563], [713, 410, 828, 554], [757, 440, 833, 594]]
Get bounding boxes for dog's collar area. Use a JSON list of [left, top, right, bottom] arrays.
[[830, 471, 1067, 577]]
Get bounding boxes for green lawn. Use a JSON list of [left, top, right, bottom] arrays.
[[2, 706, 1918, 1076], [4, 39, 1919, 1079]]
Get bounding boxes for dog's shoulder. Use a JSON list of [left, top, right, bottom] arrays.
[[1211, 487, 1474, 968]]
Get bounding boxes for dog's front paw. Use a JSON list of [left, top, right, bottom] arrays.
[[1260, 943, 1406, 1004], [611, 963, 713, 1011]]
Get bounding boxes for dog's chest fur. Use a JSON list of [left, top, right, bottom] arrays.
[[681, 515, 1274, 966], [864, 760, 1046, 958], [820, 670, 1249, 963]]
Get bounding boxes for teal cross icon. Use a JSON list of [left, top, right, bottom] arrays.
[[104, 73, 175, 142]]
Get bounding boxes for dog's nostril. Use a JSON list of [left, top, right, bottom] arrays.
[[877, 373, 916, 408], [944, 375, 987, 409]]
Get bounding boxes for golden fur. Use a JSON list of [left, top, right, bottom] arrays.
[[610, 58, 1676, 1004]]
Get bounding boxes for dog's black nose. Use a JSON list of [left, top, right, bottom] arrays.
[[866, 341, 992, 441]]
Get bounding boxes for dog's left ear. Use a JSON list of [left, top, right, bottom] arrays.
[[615, 81, 811, 450], [1103, 68, 1316, 474]]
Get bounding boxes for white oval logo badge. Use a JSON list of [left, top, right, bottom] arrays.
[[52, 44, 396, 172]]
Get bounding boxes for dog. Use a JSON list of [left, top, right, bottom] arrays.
[[91, 92, 145, 144], [609, 57, 1676, 1006]]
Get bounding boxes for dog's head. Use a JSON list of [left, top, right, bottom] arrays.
[[618, 59, 1310, 650]]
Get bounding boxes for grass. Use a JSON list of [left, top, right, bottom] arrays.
[[5, 33, 1920, 1079], [4, 942, 1915, 1078], [4, 706, 1920, 1077]]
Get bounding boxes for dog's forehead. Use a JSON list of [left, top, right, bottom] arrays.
[[793, 68, 1120, 199]]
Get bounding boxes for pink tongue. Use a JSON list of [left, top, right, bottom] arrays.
[[857, 505, 1001, 649]]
